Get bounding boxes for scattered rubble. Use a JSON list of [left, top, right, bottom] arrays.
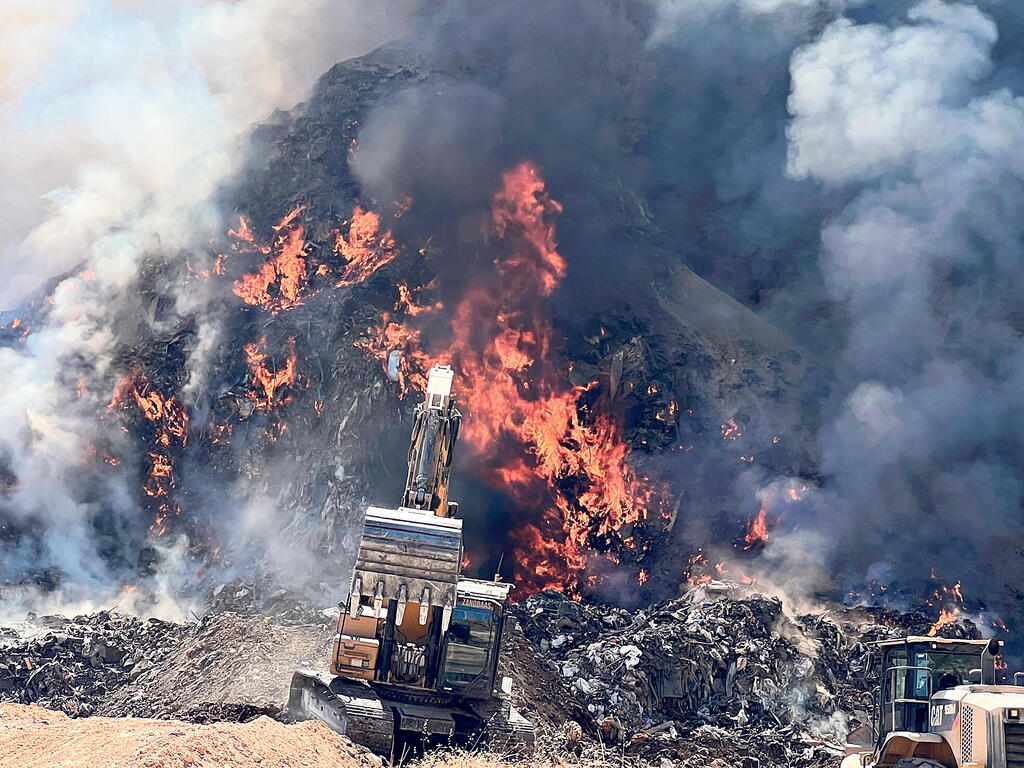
[[0, 611, 185, 717], [205, 578, 331, 626], [511, 585, 982, 767], [0, 585, 989, 768]]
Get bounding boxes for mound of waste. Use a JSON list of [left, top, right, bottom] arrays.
[[511, 584, 980, 767], [0, 611, 186, 717], [0, 584, 986, 768], [0, 608, 332, 723]]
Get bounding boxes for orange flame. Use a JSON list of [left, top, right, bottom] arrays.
[[232, 208, 308, 313], [744, 505, 769, 549], [357, 161, 666, 596], [927, 608, 960, 637], [244, 337, 297, 411], [335, 207, 400, 287], [108, 370, 187, 536]]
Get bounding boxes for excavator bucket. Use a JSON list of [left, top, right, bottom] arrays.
[[347, 505, 462, 629]]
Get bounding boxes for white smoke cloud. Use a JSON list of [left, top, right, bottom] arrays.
[[772, 0, 1024, 611], [786, 0, 999, 183], [1, 0, 420, 308], [0, 0, 419, 611]]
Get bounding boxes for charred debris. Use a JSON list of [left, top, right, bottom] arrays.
[[0, 578, 984, 768]]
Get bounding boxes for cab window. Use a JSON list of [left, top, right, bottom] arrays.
[[442, 605, 496, 690]]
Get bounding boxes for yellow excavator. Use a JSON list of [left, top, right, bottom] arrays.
[[843, 635, 1024, 767], [288, 365, 534, 755]]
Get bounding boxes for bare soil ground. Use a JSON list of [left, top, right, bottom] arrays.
[[0, 703, 382, 768]]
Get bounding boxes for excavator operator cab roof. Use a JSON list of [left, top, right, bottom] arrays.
[[457, 578, 514, 607]]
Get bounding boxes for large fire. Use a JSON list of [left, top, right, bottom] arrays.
[[357, 161, 666, 596], [101, 168, 663, 594]]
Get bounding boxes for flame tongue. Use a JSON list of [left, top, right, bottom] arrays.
[[108, 369, 188, 537], [927, 608, 960, 637], [335, 207, 400, 287], [358, 160, 666, 596], [245, 337, 298, 411], [232, 207, 309, 313]]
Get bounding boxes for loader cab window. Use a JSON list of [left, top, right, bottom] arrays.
[[879, 643, 989, 738], [441, 604, 497, 692]]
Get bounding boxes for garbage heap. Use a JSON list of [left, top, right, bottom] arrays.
[[0, 611, 186, 717], [205, 579, 331, 626], [511, 584, 980, 767]]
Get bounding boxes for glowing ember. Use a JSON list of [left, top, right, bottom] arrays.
[[335, 206, 400, 287], [721, 417, 741, 440]]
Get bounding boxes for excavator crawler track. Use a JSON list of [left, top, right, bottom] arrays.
[[469, 696, 536, 754], [288, 670, 394, 755]]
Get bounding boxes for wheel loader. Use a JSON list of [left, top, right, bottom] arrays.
[[842, 635, 1024, 768], [288, 365, 534, 756]]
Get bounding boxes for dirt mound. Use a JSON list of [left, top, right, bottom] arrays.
[[99, 612, 333, 720], [0, 703, 380, 768]]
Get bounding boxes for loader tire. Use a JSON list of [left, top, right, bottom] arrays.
[[892, 759, 950, 768]]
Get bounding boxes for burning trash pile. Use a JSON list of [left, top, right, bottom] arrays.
[[511, 585, 983, 767], [0, 611, 185, 718]]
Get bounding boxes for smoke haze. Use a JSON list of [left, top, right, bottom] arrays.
[[2, 0, 1023, 641]]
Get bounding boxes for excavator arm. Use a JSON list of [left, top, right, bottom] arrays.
[[403, 366, 462, 517]]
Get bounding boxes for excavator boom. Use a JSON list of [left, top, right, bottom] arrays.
[[404, 364, 461, 516]]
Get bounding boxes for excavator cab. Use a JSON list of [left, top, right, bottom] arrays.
[[330, 576, 511, 698], [289, 365, 534, 755], [440, 579, 514, 700]]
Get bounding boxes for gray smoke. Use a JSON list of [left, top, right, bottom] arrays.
[[0, 0, 421, 615], [764, 0, 1024, 628], [3, 0, 1023, 639]]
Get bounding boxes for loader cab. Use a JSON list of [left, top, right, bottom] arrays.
[[874, 637, 999, 741]]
